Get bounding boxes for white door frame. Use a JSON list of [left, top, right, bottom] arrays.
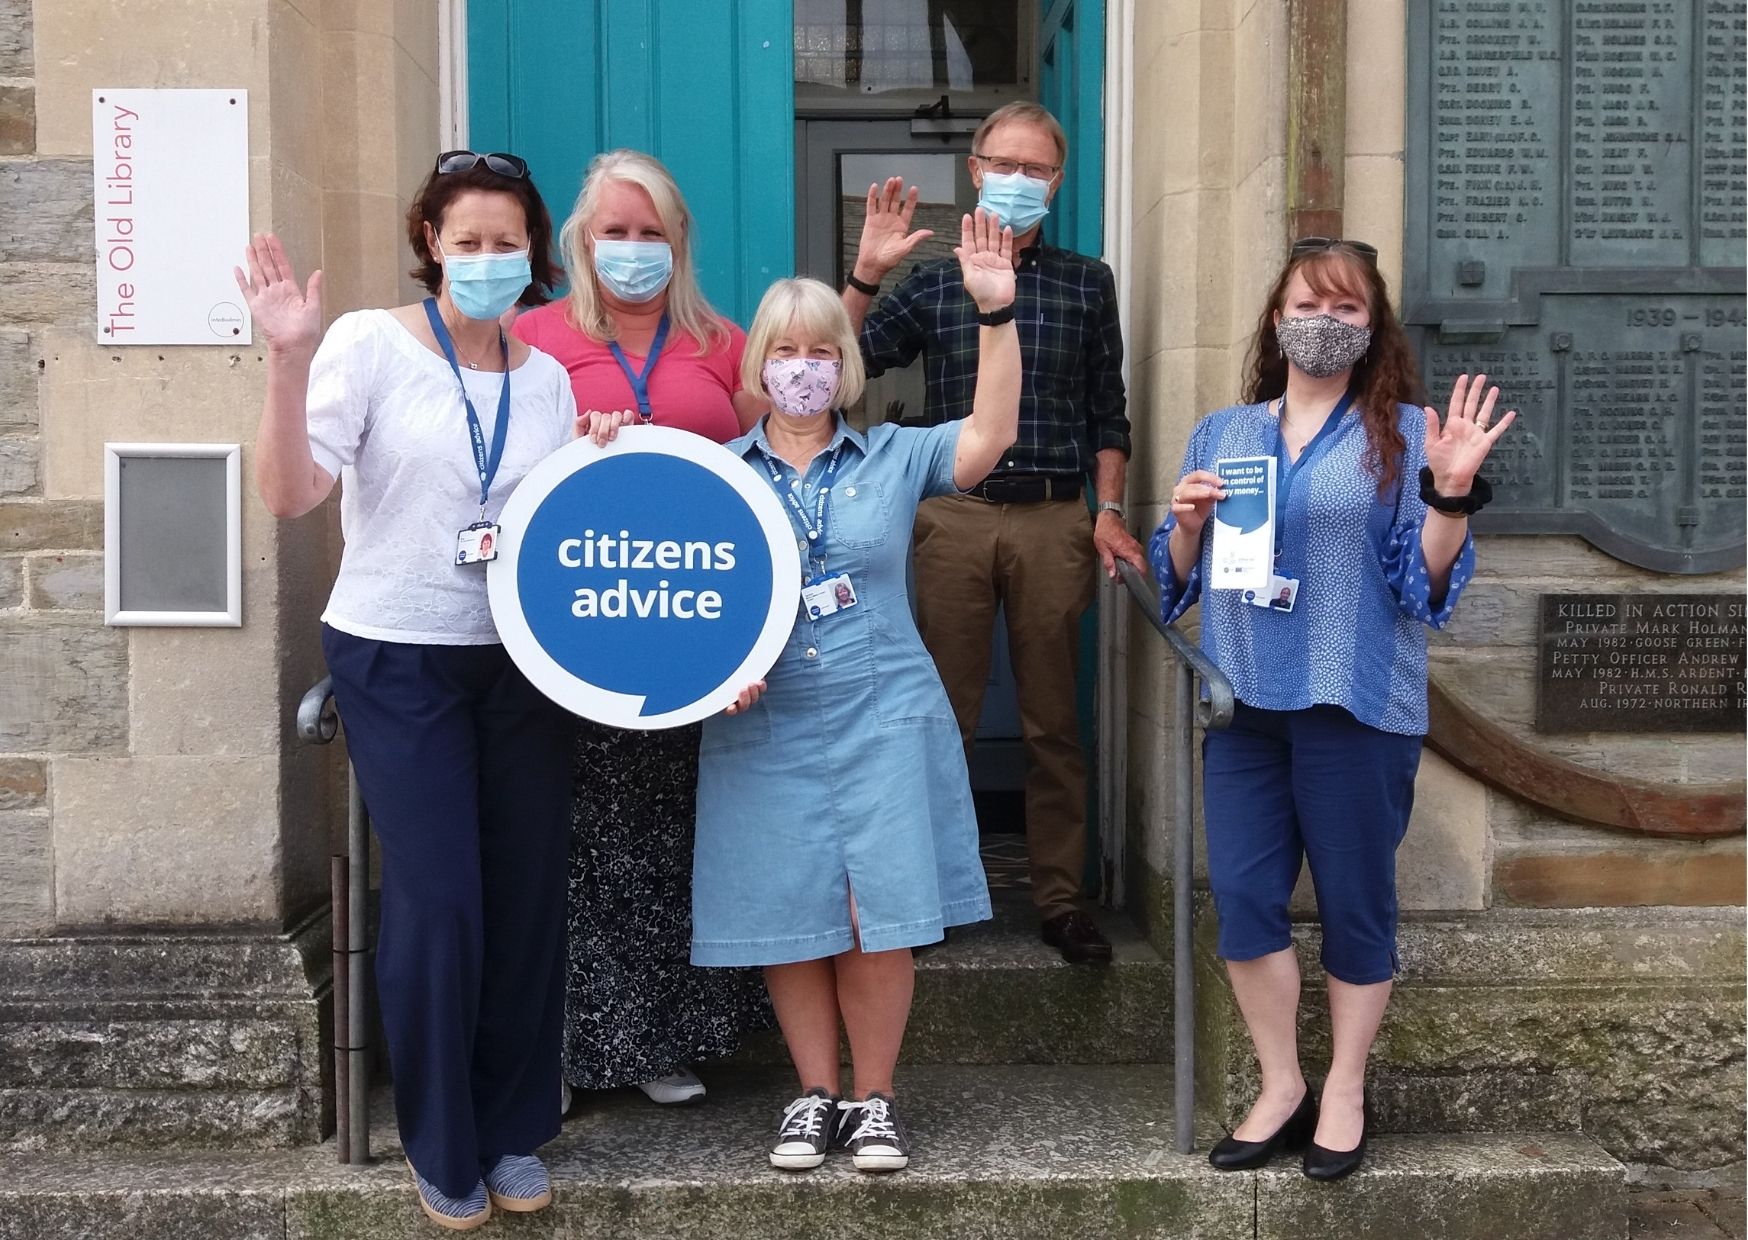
[[438, 0, 469, 149], [1096, 0, 1134, 909]]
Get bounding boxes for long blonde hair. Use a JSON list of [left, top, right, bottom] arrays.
[[741, 278, 867, 410], [557, 149, 729, 356]]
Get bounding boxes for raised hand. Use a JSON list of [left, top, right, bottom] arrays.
[[234, 233, 322, 355], [1423, 373, 1516, 494], [954, 209, 1015, 314], [854, 177, 935, 282], [578, 409, 639, 447]]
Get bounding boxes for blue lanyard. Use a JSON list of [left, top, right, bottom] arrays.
[[423, 298, 511, 514], [607, 314, 670, 421], [764, 441, 848, 572], [1272, 388, 1356, 559]]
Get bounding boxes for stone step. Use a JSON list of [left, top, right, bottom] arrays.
[[732, 890, 1172, 1067], [0, 1065, 1628, 1240]]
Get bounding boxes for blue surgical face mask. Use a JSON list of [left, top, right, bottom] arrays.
[[593, 237, 674, 304], [438, 242, 531, 320], [977, 170, 1052, 234]]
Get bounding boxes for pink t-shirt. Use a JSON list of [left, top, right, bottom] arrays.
[[511, 302, 747, 445]]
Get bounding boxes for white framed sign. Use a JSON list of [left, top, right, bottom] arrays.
[[488, 427, 802, 729], [104, 443, 242, 627], [91, 88, 251, 345]]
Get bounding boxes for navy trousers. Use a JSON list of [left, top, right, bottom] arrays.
[[1201, 702, 1422, 985], [323, 626, 577, 1197]]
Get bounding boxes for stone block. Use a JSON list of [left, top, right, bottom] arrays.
[[128, 625, 283, 757], [1345, 0, 1407, 158], [0, 434, 37, 495], [0, 1086, 315, 1153], [0, 329, 36, 428], [0, 263, 92, 328], [0, 1013, 303, 1090], [0, 615, 126, 753], [0, 500, 99, 550], [0, 811, 51, 934], [0, 0, 29, 78], [0, 159, 92, 264], [25, 552, 100, 610], [0, 757, 43, 810], [1494, 845, 1746, 909], [52, 755, 284, 925], [1255, 1133, 1626, 1240], [0, 84, 32, 155], [266, 0, 324, 189], [0, 554, 18, 607], [0, 1188, 284, 1240]]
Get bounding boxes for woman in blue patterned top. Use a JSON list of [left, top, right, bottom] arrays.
[[1150, 238, 1516, 1181]]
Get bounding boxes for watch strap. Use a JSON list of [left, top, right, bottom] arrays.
[[845, 272, 880, 297], [977, 304, 1017, 327], [1097, 500, 1127, 517]]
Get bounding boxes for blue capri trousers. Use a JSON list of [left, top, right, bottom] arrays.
[[1202, 702, 1422, 985]]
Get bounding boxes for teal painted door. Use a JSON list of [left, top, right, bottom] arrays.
[[1038, 0, 1104, 257], [467, 1, 795, 326], [1040, 0, 1106, 892]]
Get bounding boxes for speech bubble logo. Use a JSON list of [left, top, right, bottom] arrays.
[[490, 428, 800, 729]]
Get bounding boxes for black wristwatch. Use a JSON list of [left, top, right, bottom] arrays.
[[845, 272, 880, 296], [1419, 466, 1493, 515], [977, 304, 1017, 327]]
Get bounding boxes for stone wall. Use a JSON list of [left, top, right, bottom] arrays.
[[0, 0, 439, 936]]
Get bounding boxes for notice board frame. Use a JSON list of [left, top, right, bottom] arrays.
[[103, 442, 242, 627]]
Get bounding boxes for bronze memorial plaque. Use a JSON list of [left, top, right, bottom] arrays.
[[1406, 2, 1747, 575], [1537, 592, 1747, 731]]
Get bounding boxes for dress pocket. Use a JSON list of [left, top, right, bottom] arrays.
[[698, 701, 774, 752], [830, 480, 890, 549]]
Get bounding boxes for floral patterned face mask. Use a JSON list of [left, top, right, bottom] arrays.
[[761, 357, 841, 418]]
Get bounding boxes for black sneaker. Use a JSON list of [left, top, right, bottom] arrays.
[[769, 1088, 838, 1171], [1041, 911, 1113, 964], [838, 1092, 910, 1171]]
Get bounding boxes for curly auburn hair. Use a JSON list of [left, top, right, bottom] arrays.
[[404, 161, 559, 309], [1241, 245, 1425, 497]]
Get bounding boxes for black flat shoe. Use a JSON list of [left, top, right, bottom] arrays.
[[1302, 1094, 1369, 1181], [1208, 1090, 1317, 1171]]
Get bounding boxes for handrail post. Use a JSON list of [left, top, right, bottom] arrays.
[[346, 771, 371, 1164], [1172, 658, 1197, 1155]]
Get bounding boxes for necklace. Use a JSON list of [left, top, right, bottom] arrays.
[[441, 305, 497, 370]]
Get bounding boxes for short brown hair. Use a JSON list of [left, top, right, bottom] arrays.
[[972, 102, 1068, 167], [404, 161, 559, 308]]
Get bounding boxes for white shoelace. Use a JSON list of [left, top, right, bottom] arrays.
[[779, 1094, 833, 1141], [838, 1096, 898, 1143]]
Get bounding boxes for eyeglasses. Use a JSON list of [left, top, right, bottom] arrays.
[[973, 153, 1060, 181], [434, 150, 530, 180], [1291, 236, 1379, 266]]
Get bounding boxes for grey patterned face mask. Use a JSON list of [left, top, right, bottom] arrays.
[[1274, 314, 1372, 378]]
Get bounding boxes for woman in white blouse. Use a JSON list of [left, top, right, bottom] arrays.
[[239, 151, 576, 1232]]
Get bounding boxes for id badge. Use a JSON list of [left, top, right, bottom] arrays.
[[455, 521, 501, 565], [801, 572, 858, 620], [1242, 573, 1299, 613]]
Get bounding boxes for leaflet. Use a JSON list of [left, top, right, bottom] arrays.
[[1209, 455, 1275, 592]]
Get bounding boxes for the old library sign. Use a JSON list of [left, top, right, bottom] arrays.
[[1406, 0, 1746, 576]]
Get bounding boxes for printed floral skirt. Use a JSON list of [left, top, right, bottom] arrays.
[[563, 718, 772, 1090]]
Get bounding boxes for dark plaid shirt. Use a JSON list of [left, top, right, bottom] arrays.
[[858, 242, 1129, 479]]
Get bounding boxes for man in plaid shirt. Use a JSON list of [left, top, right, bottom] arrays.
[[842, 102, 1147, 964]]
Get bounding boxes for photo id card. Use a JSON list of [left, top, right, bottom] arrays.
[[455, 521, 501, 565], [1210, 455, 1275, 593], [1242, 573, 1299, 613], [801, 572, 858, 620]]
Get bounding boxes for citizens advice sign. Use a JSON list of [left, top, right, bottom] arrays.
[[489, 428, 801, 729]]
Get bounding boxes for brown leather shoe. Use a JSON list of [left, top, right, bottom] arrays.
[[1041, 911, 1113, 964]]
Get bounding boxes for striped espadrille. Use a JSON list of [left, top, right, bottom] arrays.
[[483, 1153, 553, 1212], [408, 1162, 491, 1231]]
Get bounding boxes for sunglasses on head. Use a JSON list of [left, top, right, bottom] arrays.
[[1291, 236, 1379, 266], [434, 150, 530, 180]]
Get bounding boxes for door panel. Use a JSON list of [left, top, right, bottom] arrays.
[[467, 0, 795, 326], [1038, 0, 1103, 256]]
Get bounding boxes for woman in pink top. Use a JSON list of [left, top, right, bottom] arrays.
[[512, 150, 771, 1113]]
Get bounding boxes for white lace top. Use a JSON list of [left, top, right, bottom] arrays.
[[306, 309, 577, 645]]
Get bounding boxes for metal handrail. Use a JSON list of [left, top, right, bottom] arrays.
[[298, 674, 371, 1166], [1116, 559, 1235, 1156]]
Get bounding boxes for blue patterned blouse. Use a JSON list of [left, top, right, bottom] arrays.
[[1148, 400, 1475, 736]]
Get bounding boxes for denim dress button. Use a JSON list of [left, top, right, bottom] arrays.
[[804, 647, 818, 660]]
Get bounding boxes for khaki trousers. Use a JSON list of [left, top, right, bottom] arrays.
[[911, 493, 1097, 919]]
